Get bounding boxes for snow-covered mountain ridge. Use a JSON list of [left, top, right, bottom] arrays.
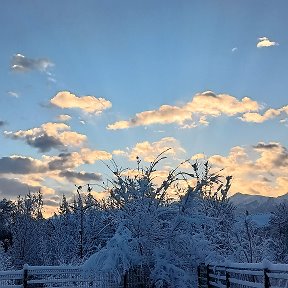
[[229, 192, 288, 215]]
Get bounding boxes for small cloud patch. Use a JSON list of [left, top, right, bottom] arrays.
[[51, 91, 112, 115], [7, 91, 19, 98], [11, 53, 54, 72], [257, 37, 278, 48]]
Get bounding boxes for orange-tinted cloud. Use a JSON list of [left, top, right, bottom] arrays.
[[46, 148, 112, 170], [51, 91, 112, 114], [240, 105, 288, 123], [57, 114, 72, 122], [257, 37, 278, 48], [209, 142, 288, 197], [129, 137, 185, 162], [108, 91, 260, 130]]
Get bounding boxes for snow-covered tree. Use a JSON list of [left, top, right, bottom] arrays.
[[84, 155, 230, 287], [232, 212, 265, 263], [268, 203, 288, 262], [0, 199, 15, 252], [10, 191, 45, 267]]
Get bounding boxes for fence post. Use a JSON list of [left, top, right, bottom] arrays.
[[206, 265, 210, 288], [264, 268, 270, 288], [23, 264, 28, 288], [123, 271, 128, 288], [225, 268, 230, 288], [197, 266, 201, 287]]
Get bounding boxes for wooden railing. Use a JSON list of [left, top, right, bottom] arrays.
[[198, 261, 288, 288], [0, 264, 150, 287], [0, 264, 120, 287]]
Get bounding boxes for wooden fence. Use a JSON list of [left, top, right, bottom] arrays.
[[198, 262, 288, 288], [0, 264, 150, 287]]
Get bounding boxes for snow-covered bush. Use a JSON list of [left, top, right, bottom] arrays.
[[83, 155, 234, 287]]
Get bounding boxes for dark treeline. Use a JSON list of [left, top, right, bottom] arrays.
[[0, 157, 287, 287]]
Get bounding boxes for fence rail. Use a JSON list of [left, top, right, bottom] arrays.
[[198, 262, 288, 288], [0, 264, 150, 287]]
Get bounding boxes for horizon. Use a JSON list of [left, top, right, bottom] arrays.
[[0, 0, 287, 217]]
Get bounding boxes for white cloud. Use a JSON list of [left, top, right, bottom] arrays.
[[7, 91, 19, 98]]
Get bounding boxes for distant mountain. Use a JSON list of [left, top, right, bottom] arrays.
[[229, 192, 288, 215]]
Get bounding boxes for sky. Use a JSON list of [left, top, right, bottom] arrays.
[[0, 0, 287, 216]]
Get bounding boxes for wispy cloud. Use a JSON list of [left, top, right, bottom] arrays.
[[231, 47, 238, 53], [11, 53, 54, 72], [59, 170, 102, 183], [112, 149, 128, 156], [257, 37, 279, 48], [4, 122, 86, 152], [107, 91, 260, 130], [56, 114, 72, 122], [51, 91, 112, 115], [7, 91, 19, 98], [240, 105, 288, 123]]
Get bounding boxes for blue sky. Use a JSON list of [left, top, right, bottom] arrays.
[[0, 0, 287, 215]]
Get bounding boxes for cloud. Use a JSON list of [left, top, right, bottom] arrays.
[[112, 149, 127, 156], [257, 37, 278, 48], [253, 142, 280, 150], [48, 77, 57, 83], [0, 156, 47, 174], [47, 148, 112, 170], [280, 118, 288, 126], [240, 105, 288, 123], [0, 177, 41, 197], [129, 137, 185, 162], [4, 122, 86, 152], [108, 91, 260, 130], [191, 153, 206, 160], [208, 142, 288, 197], [253, 142, 288, 168], [59, 170, 102, 183], [11, 53, 54, 72], [7, 91, 19, 98], [57, 114, 72, 122], [44, 199, 60, 207], [232, 47, 238, 53], [50, 91, 112, 114]]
